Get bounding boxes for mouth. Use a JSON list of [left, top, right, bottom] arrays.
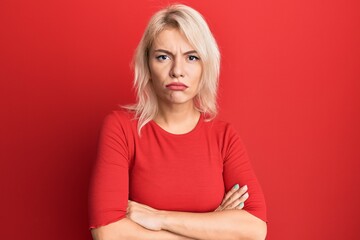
[[165, 82, 189, 91]]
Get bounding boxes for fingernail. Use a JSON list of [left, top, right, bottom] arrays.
[[243, 185, 248, 190], [233, 184, 239, 190], [238, 202, 244, 208]]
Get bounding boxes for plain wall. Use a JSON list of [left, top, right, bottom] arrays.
[[1, 0, 359, 239]]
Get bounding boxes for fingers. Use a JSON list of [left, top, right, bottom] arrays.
[[221, 184, 240, 205], [223, 184, 248, 208], [219, 184, 249, 211], [235, 202, 245, 210], [229, 191, 249, 209]]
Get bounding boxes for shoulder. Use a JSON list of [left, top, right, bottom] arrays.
[[100, 108, 138, 137], [203, 116, 247, 158], [206, 116, 246, 147], [103, 108, 137, 126], [107, 108, 136, 121], [204, 115, 239, 137]]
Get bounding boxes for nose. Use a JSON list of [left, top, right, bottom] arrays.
[[170, 57, 184, 78]]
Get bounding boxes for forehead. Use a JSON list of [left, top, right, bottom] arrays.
[[151, 27, 195, 51]]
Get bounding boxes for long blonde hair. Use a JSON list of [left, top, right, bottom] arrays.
[[123, 4, 220, 135]]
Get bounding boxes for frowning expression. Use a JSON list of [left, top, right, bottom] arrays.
[[148, 27, 202, 106]]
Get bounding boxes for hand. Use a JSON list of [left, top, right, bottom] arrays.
[[126, 200, 164, 231], [215, 184, 249, 211]]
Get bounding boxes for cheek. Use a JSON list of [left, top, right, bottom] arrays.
[[191, 65, 203, 93], [149, 67, 166, 91], [150, 63, 168, 81], [190, 65, 203, 83]]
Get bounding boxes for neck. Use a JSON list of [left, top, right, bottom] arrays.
[[155, 101, 199, 124], [154, 101, 200, 134]]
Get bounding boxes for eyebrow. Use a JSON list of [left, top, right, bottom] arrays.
[[153, 49, 198, 56]]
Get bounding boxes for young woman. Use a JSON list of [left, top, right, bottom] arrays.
[[89, 4, 267, 240]]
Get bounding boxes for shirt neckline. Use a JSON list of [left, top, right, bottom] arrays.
[[150, 113, 204, 137]]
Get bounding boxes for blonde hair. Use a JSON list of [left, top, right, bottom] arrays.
[[123, 4, 220, 135]]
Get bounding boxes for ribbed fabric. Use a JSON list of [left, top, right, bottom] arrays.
[[89, 109, 267, 229]]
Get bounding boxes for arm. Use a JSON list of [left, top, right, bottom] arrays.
[[91, 183, 249, 240], [92, 180, 253, 240], [92, 181, 254, 240], [91, 218, 194, 240], [127, 195, 266, 240], [92, 210, 266, 240], [89, 112, 194, 240], [160, 209, 266, 240], [125, 124, 268, 239], [157, 183, 266, 240], [90, 113, 266, 239]]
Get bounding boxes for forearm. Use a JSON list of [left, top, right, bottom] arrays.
[[160, 210, 267, 240], [91, 218, 195, 240]]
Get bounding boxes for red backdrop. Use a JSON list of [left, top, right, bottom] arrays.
[[1, 0, 359, 239]]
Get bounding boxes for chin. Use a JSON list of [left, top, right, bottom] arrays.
[[167, 97, 193, 105]]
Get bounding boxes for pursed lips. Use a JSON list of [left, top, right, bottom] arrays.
[[165, 82, 189, 90], [166, 82, 188, 87]]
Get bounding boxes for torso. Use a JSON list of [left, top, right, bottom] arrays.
[[123, 111, 227, 212]]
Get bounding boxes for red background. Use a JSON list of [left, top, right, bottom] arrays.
[[1, 0, 359, 239]]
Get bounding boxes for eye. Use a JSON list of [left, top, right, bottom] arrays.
[[156, 55, 170, 61], [188, 55, 200, 61]]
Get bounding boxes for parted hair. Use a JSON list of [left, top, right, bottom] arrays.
[[123, 4, 220, 135]]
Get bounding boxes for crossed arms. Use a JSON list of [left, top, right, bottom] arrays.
[[91, 185, 267, 240]]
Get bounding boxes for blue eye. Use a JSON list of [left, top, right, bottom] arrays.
[[156, 55, 170, 61], [188, 55, 200, 61]]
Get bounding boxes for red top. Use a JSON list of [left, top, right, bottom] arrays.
[[89, 109, 267, 229]]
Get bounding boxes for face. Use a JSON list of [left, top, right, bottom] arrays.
[[148, 27, 202, 107]]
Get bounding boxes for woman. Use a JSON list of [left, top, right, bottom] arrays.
[[89, 4, 267, 240]]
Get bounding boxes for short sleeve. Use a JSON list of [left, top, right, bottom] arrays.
[[222, 124, 267, 222], [88, 111, 130, 229]]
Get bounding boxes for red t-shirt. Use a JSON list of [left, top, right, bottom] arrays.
[[89, 109, 267, 229]]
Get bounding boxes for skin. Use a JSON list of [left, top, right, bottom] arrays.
[[127, 184, 250, 231], [149, 27, 203, 134], [91, 28, 266, 240], [92, 184, 251, 240]]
